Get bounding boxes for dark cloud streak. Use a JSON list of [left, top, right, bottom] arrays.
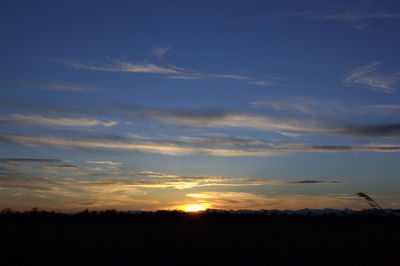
[[0, 158, 62, 163]]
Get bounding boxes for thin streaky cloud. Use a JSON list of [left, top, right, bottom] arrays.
[[343, 62, 400, 93], [108, 166, 136, 170], [0, 135, 288, 156], [137, 171, 180, 178], [208, 73, 250, 80], [313, 9, 400, 21], [28, 81, 98, 92], [286, 180, 342, 184], [239, 179, 341, 185], [0, 158, 62, 163], [68, 58, 251, 81], [0, 114, 118, 127], [251, 97, 400, 118], [0, 167, 55, 191], [70, 60, 181, 74], [262, 74, 288, 80], [39, 164, 79, 170], [167, 73, 249, 80], [249, 74, 291, 86], [0, 80, 98, 92], [309, 8, 400, 30], [0, 175, 334, 191], [364, 105, 400, 110], [166, 74, 203, 80], [85, 161, 122, 166], [130, 109, 400, 137], [135, 109, 330, 135], [339, 124, 400, 138], [127, 175, 341, 186], [249, 80, 273, 86], [0, 163, 341, 193], [137, 171, 238, 183], [249, 97, 345, 115], [1, 135, 399, 157], [185, 192, 365, 210], [226, 9, 400, 31], [3, 103, 399, 138], [250, 100, 292, 111]]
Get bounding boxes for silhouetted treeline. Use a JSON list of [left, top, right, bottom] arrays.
[[1, 207, 399, 225], [1, 208, 399, 266]]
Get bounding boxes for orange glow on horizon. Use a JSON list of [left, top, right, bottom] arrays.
[[180, 204, 209, 212], [184, 205, 205, 212]]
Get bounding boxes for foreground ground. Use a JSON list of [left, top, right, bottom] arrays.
[[1, 210, 399, 265]]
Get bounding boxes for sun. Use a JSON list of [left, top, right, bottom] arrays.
[[184, 204, 205, 212]]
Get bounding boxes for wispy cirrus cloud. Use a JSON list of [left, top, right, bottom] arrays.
[[67, 58, 251, 81], [315, 9, 400, 20], [0, 167, 54, 191], [2, 102, 399, 137], [85, 161, 122, 166], [0, 80, 98, 92], [277, 180, 341, 184], [40, 164, 79, 169], [363, 104, 400, 111], [0, 114, 118, 127], [225, 8, 400, 31], [1, 134, 399, 157], [137, 171, 181, 178], [127, 108, 400, 138], [70, 60, 181, 74], [3, 159, 133, 178], [250, 97, 346, 116], [185, 192, 366, 210], [343, 62, 400, 93], [152, 46, 170, 61], [0, 160, 341, 194], [248, 74, 288, 87], [0, 134, 287, 156], [135, 173, 341, 187], [251, 97, 400, 121], [249, 80, 273, 86], [0, 158, 62, 163], [311, 8, 400, 30], [0, 158, 343, 191], [133, 109, 330, 135]]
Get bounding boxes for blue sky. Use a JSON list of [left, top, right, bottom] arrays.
[[1, 0, 399, 211]]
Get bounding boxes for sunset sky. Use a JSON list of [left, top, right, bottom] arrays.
[[1, 0, 399, 211]]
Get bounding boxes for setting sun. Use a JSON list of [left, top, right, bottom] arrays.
[[184, 205, 206, 212]]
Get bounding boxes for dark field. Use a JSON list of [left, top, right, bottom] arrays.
[[1, 210, 399, 266]]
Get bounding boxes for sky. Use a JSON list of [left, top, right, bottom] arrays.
[[0, 0, 399, 212]]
